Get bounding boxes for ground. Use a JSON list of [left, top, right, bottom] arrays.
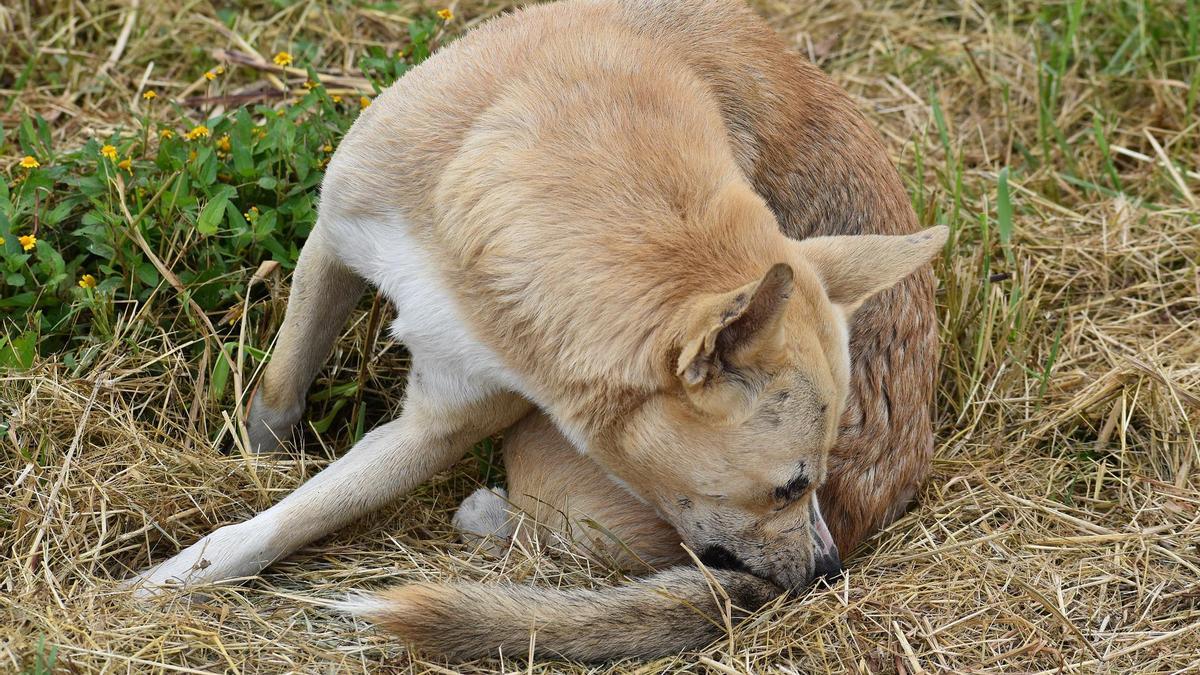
[[2, 0, 1198, 673]]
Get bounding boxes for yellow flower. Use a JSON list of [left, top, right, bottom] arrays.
[[244, 206, 259, 221], [160, 129, 175, 139], [216, 134, 232, 152], [20, 155, 40, 169], [437, 8, 453, 20], [19, 235, 37, 251], [331, 94, 342, 104], [78, 274, 97, 289], [184, 125, 210, 141], [215, 65, 226, 75], [100, 144, 118, 161], [204, 70, 217, 81], [303, 80, 317, 90], [273, 51, 293, 67], [322, 143, 333, 153], [360, 96, 372, 108], [253, 127, 267, 139], [143, 90, 157, 100], [117, 158, 133, 172]]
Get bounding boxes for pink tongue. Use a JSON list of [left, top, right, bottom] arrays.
[[810, 494, 838, 557]]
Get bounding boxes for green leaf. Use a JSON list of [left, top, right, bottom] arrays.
[[253, 209, 278, 240], [165, 173, 190, 211], [309, 380, 359, 402], [310, 398, 348, 433], [0, 331, 37, 371], [42, 201, 74, 226], [231, 112, 256, 178], [197, 186, 235, 235], [996, 167, 1014, 265], [197, 197, 226, 235], [136, 261, 160, 287], [260, 233, 290, 262], [210, 343, 236, 402], [193, 147, 217, 185]]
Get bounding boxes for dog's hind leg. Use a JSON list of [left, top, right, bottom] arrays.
[[129, 360, 531, 595], [478, 412, 687, 571], [246, 225, 366, 453]]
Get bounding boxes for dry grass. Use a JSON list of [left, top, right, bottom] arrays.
[[3, 0, 1199, 672]]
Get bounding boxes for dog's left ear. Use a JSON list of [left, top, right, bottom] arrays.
[[675, 263, 793, 416], [794, 226, 948, 313]]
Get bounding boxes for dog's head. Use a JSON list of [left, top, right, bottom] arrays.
[[591, 225, 946, 590]]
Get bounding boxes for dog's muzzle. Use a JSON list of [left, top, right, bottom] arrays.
[[696, 494, 844, 589]]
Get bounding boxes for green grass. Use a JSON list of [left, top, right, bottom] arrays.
[[19, 638, 55, 675], [2, 6, 449, 435], [1, 9, 443, 348]]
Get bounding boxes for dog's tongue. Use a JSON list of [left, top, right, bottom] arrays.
[[810, 494, 838, 558]]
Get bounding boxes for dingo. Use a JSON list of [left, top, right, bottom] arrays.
[[130, 0, 945, 661]]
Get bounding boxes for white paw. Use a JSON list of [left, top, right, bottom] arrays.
[[452, 487, 515, 555], [124, 520, 279, 598]]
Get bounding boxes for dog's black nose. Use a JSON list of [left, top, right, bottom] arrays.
[[698, 545, 749, 572], [812, 553, 844, 583]]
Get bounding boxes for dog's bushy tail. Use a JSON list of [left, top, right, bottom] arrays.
[[337, 567, 780, 661]]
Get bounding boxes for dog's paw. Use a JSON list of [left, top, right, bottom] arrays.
[[244, 386, 303, 454], [452, 487, 516, 556], [124, 521, 278, 598]]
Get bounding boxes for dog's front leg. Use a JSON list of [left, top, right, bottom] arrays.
[[128, 366, 530, 596]]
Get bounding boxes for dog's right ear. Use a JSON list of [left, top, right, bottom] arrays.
[[794, 226, 948, 314], [674, 263, 793, 419]]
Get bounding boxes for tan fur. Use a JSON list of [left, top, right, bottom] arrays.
[[346, 567, 778, 661], [131, 0, 945, 662], [305, 0, 946, 590], [337, 0, 944, 659], [503, 413, 686, 570], [319, 0, 940, 555]]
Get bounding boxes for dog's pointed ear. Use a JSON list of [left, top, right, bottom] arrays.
[[794, 226, 947, 313], [676, 263, 794, 390]]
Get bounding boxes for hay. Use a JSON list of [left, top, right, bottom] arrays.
[[3, 0, 1198, 672]]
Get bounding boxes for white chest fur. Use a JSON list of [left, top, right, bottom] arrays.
[[323, 211, 526, 404]]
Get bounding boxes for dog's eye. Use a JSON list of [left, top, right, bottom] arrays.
[[772, 472, 810, 504]]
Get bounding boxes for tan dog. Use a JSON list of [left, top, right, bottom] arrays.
[[128, 0, 945, 661]]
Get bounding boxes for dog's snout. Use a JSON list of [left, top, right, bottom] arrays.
[[812, 551, 844, 583], [691, 496, 846, 591], [697, 544, 749, 572]]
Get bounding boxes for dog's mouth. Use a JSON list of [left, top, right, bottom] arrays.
[[697, 544, 751, 573], [694, 496, 842, 589]]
